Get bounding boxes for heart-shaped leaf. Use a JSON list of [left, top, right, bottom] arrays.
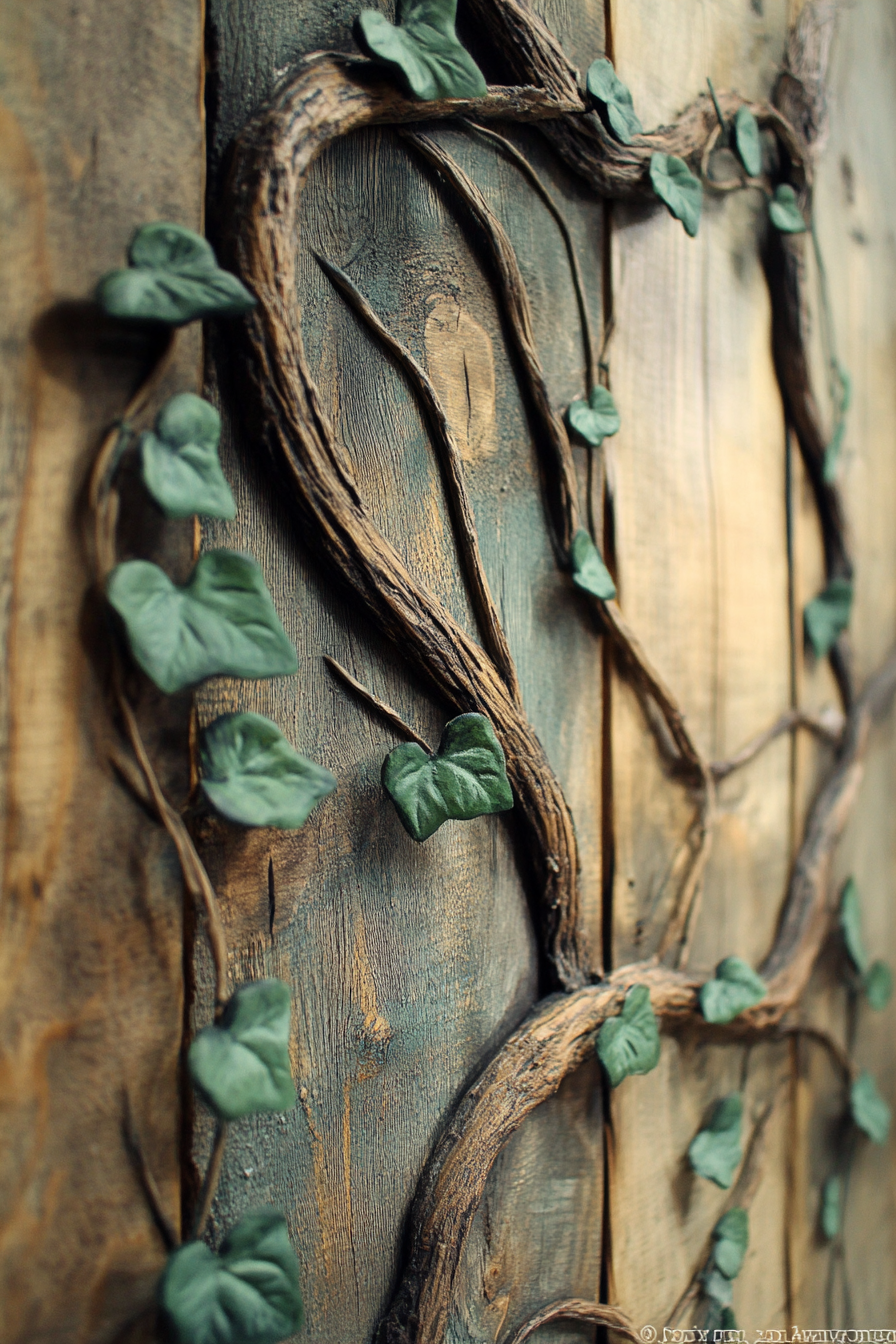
[[863, 960, 893, 1010], [189, 980, 296, 1120], [711, 1207, 748, 1279], [804, 577, 852, 657], [839, 878, 868, 974], [353, 0, 486, 101], [107, 550, 297, 694], [140, 393, 236, 520], [649, 152, 702, 238], [97, 222, 256, 325], [585, 58, 643, 145], [201, 712, 336, 830], [821, 1174, 841, 1241], [596, 984, 661, 1088], [383, 713, 513, 842], [700, 957, 766, 1024], [570, 529, 617, 601], [160, 1206, 303, 1344], [566, 385, 621, 448], [850, 1070, 891, 1145], [733, 105, 762, 177], [688, 1093, 743, 1188], [768, 184, 807, 234]]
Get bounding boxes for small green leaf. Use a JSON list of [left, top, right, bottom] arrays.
[[700, 957, 766, 1025], [733, 105, 762, 177], [839, 877, 868, 974], [566, 385, 621, 448], [97, 222, 256, 325], [201, 712, 336, 830], [711, 1207, 748, 1279], [570, 530, 617, 601], [189, 980, 296, 1121], [596, 984, 661, 1088], [160, 1206, 303, 1344], [768, 184, 807, 234], [107, 550, 297, 695], [585, 58, 643, 145], [649, 152, 703, 238], [140, 393, 236, 520], [701, 1265, 734, 1307], [688, 1093, 743, 1188], [803, 577, 852, 657], [821, 1174, 841, 1241], [353, 0, 486, 101], [863, 960, 893, 1010], [850, 1070, 891, 1145], [383, 713, 513, 842]]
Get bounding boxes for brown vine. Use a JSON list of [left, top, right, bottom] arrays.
[[220, 2, 887, 1336]]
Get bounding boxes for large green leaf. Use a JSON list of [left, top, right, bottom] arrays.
[[383, 713, 513, 842], [804, 577, 852, 657], [570, 530, 617, 601], [97, 222, 256, 325], [649, 152, 702, 238], [585, 58, 643, 145], [160, 1206, 303, 1344], [821, 1174, 841, 1241], [839, 878, 868, 974], [140, 393, 236, 520], [201, 713, 336, 830], [688, 1094, 743, 1188], [565, 385, 621, 448], [699, 957, 766, 1025], [596, 984, 661, 1088], [189, 980, 296, 1121], [863, 960, 894, 1010], [711, 1207, 748, 1279], [733, 105, 762, 177], [768, 184, 807, 234], [353, 0, 486, 101], [107, 550, 297, 695], [850, 1070, 891, 1145]]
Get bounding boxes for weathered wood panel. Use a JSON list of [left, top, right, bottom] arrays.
[[0, 1, 203, 1339]]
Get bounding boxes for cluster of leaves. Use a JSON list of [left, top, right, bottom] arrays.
[[353, 0, 486, 101], [701, 1207, 748, 1330], [564, 388, 618, 599], [96, 222, 342, 1343]]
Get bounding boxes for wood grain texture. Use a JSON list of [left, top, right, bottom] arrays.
[[0, 0, 203, 1339]]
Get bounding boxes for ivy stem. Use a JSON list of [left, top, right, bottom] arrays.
[[711, 705, 844, 780], [323, 656, 431, 750], [778, 1025, 855, 1082], [123, 1093, 180, 1250], [193, 1119, 228, 1240]]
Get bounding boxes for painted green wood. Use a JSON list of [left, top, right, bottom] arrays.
[[198, 2, 609, 1342]]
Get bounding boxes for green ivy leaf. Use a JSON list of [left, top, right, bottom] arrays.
[[382, 713, 513, 842], [353, 0, 486, 101], [140, 393, 236, 520], [649, 152, 703, 238], [189, 980, 296, 1121], [585, 58, 643, 145], [839, 877, 868, 974], [733, 105, 762, 177], [850, 1070, 891, 1145], [711, 1207, 748, 1279], [566, 385, 621, 448], [596, 984, 661, 1088], [570, 529, 617, 601], [201, 712, 336, 830], [97, 222, 256, 325], [768, 184, 807, 234], [706, 1303, 739, 1335], [803, 577, 852, 658], [863, 960, 894, 1011], [701, 1265, 734, 1307], [688, 1093, 743, 1188], [107, 550, 298, 695], [821, 1174, 841, 1241], [700, 957, 766, 1025], [160, 1206, 303, 1344]]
